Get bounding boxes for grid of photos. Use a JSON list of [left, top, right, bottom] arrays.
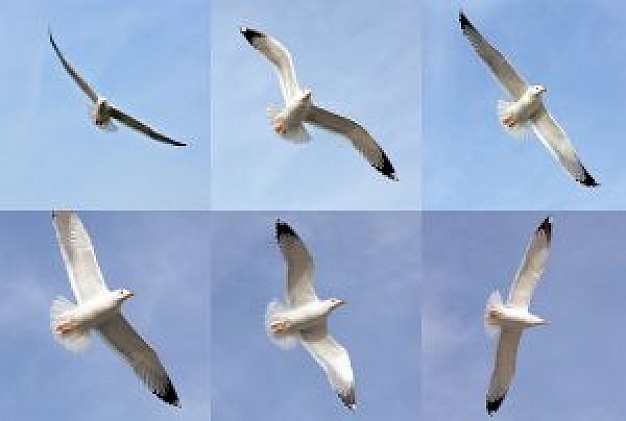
[[3, 0, 625, 420]]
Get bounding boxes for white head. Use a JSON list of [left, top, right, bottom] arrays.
[[299, 89, 312, 103], [327, 298, 346, 310], [530, 84, 547, 96], [113, 289, 134, 302]]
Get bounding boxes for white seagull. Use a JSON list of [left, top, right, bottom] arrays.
[[484, 216, 552, 415], [49, 31, 187, 147], [240, 27, 397, 180], [459, 11, 598, 187], [50, 211, 180, 407], [266, 220, 356, 409]]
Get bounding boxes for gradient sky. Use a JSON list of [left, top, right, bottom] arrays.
[[212, 212, 420, 419], [423, 1, 626, 209], [0, 1, 209, 209], [211, 1, 420, 210], [423, 212, 626, 420], [0, 212, 209, 420]]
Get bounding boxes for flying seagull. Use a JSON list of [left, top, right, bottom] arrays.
[[50, 211, 180, 407], [459, 11, 598, 187], [266, 220, 356, 409], [484, 216, 552, 415], [49, 31, 187, 147], [240, 27, 397, 180]]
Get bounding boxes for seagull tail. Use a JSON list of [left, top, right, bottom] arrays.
[[484, 290, 503, 337], [497, 100, 532, 140], [265, 300, 298, 350], [50, 296, 90, 353], [267, 105, 311, 144]]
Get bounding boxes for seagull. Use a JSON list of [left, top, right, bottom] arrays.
[[484, 216, 552, 415], [266, 220, 356, 409], [49, 31, 187, 147], [240, 27, 397, 180], [50, 211, 180, 407], [459, 11, 598, 187]]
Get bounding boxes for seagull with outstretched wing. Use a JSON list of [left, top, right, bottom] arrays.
[[484, 216, 553, 415], [459, 11, 598, 187], [241, 27, 396, 180], [265, 220, 356, 409], [50, 211, 180, 407], [49, 31, 187, 147]]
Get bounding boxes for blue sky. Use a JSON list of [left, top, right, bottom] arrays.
[[423, 212, 626, 420], [0, 1, 209, 209], [211, 212, 420, 419], [210, 1, 420, 210], [0, 212, 209, 419], [423, 1, 626, 209]]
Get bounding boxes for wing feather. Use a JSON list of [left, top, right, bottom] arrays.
[[97, 314, 180, 407], [52, 211, 108, 303], [486, 328, 522, 415], [276, 221, 317, 307], [49, 31, 99, 103], [300, 322, 356, 410], [305, 105, 397, 180], [531, 106, 599, 187], [459, 11, 527, 99], [241, 27, 301, 104], [108, 106, 187, 147]]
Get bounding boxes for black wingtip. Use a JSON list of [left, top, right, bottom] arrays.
[[339, 388, 356, 410], [376, 152, 397, 181], [579, 167, 599, 188], [275, 220, 297, 241], [156, 379, 180, 407], [486, 395, 505, 415], [240, 26, 264, 45], [459, 10, 472, 30], [538, 215, 553, 242]]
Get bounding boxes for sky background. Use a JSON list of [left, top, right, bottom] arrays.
[[211, 212, 420, 419], [211, 1, 420, 210], [0, 212, 209, 420], [423, 212, 626, 420], [423, 1, 626, 209], [0, 1, 209, 209]]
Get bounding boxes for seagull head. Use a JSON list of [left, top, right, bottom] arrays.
[[531, 84, 547, 96], [329, 298, 347, 309], [115, 289, 135, 301]]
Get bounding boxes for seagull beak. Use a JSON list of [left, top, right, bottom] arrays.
[[126, 291, 135, 298], [541, 86, 547, 93], [337, 300, 347, 306]]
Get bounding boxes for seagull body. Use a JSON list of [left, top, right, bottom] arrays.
[[484, 216, 552, 415], [50, 211, 180, 407], [267, 220, 356, 409], [459, 11, 598, 187], [240, 27, 397, 180], [49, 32, 187, 147]]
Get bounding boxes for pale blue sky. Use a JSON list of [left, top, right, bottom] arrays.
[[212, 212, 420, 419], [0, 212, 209, 419], [210, 1, 420, 210], [423, 1, 626, 209], [424, 212, 626, 420], [0, 1, 209, 209]]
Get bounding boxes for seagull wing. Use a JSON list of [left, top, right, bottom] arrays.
[[108, 105, 187, 147], [305, 105, 397, 180], [506, 216, 552, 309], [241, 27, 301, 104], [49, 31, 99, 103], [486, 327, 522, 415], [531, 105, 599, 187], [98, 314, 180, 407], [52, 211, 108, 303], [459, 11, 527, 99], [300, 321, 356, 410], [276, 221, 317, 307]]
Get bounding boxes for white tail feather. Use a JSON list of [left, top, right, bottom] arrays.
[[50, 296, 90, 353], [497, 100, 532, 139], [484, 290, 503, 337], [267, 105, 311, 144], [265, 300, 298, 350]]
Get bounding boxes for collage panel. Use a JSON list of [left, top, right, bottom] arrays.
[[210, 0, 421, 210], [423, 212, 626, 419], [211, 211, 420, 418], [0, 1, 209, 209], [0, 212, 209, 419], [423, 2, 626, 209]]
